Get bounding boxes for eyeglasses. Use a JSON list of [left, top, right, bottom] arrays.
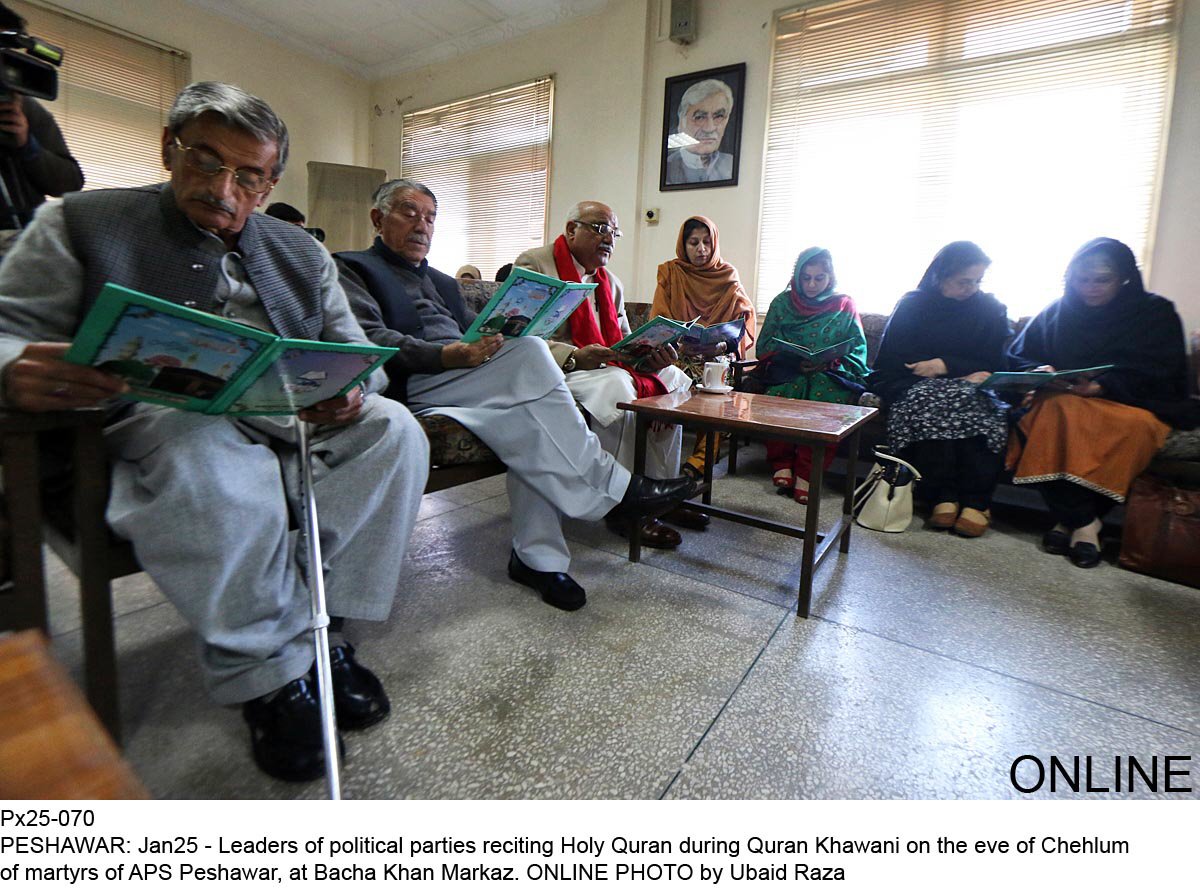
[[573, 220, 621, 240], [392, 203, 437, 226], [172, 138, 275, 194]]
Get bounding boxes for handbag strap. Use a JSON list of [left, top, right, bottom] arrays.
[[872, 450, 922, 481], [853, 465, 884, 504]]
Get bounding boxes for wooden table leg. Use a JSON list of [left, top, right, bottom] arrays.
[[74, 421, 120, 743], [702, 429, 715, 507], [841, 430, 861, 554], [798, 442, 826, 617], [628, 413, 648, 563]]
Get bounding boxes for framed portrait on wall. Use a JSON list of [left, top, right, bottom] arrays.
[[659, 63, 746, 191]]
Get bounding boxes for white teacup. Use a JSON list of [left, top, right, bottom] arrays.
[[702, 360, 729, 389]]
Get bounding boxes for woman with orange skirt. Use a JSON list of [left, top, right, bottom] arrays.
[[1006, 238, 1189, 568]]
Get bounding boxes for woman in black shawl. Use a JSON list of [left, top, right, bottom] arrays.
[[1006, 237, 1187, 568], [868, 241, 1012, 537]]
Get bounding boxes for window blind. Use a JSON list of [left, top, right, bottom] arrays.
[[12, 1, 190, 191], [758, 0, 1178, 316], [401, 77, 553, 279]]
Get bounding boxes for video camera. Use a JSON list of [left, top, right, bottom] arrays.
[[0, 27, 63, 101]]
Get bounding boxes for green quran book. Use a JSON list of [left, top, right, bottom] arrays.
[[979, 365, 1114, 390], [64, 283, 396, 416], [461, 267, 597, 343]]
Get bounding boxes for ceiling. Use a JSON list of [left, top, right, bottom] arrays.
[[185, 0, 611, 80]]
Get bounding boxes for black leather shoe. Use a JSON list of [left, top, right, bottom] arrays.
[[661, 505, 710, 530], [604, 513, 682, 549], [1068, 541, 1102, 568], [614, 474, 699, 520], [314, 643, 390, 731], [507, 550, 586, 611], [1042, 528, 1070, 555], [243, 678, 344, 783]]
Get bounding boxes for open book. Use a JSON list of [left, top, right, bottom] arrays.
[[767, 336, 857, 364], [978, 365, 1114, 390], [613, 316, 745, 362], [679, 318, 746, 358], [64, 283, 395, 416], [461, 267, 597, 343]]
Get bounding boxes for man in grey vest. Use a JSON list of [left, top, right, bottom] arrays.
[[0, 82, 429, 784], [337, 179, 698, 614]]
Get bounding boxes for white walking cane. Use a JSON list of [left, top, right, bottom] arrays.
[[295, 420, 342, 800]]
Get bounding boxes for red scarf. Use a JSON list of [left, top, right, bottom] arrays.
[[552, 235, 666, 398]]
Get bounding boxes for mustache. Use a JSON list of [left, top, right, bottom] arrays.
[[191, 193, 237, 215], [407, 235, 431, 245]]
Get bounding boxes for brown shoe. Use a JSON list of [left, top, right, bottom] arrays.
[[605, 514, 682, 549], [661, 506, 710, 530], [929, 502, 960, 529], [954, 507, 990, 537]]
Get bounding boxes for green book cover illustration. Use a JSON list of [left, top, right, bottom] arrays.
[[64, 283, 396, 416], [611, 315, 701, 362], [461, 267, 596, 343], [979, 365, 1114, 390]]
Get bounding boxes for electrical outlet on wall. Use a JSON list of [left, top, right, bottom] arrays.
[[644, 208, 661, 224]]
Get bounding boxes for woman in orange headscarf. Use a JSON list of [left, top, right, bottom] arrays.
[[651, 215, 757, 477]]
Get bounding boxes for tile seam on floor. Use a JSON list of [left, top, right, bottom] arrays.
[[658, 598, 799, 800], [808, 614, 1200, 738]]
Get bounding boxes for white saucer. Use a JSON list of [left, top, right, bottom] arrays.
[[696, 384, 733, 394]]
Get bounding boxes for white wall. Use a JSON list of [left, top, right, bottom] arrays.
[[1150, 0, 1200, 336], [368, 0, 653, 285], [51, 0, 1198, 335], [373, 0, 1200, 336], [53, 0, 372, 211]]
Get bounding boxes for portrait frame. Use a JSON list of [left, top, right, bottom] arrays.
[[659, 62, 746, 192]]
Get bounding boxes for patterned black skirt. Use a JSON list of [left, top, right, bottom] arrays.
[[886, 378, 1009, 454]]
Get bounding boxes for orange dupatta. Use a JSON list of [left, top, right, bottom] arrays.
[[650, 215, 756, 356]]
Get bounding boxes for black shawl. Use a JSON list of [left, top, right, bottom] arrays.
[[868, 243, 1011, 404], [1006, 238, 1188, 406]]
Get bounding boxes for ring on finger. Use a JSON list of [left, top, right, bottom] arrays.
[[52, 384, 70, 397]]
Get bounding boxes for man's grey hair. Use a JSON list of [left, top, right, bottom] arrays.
[[372, 178, 438, 214], [564, 202, 587, 227], [168, 81, 290, 177], [677, 78, 734, 130]]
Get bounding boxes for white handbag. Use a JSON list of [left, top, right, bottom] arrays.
[[853, 448, 922, 533]]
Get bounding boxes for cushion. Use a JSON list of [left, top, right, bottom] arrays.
[[456, 278, 502, 316], [418, 414, 499, 467], [1157, 428, 1200, 462]]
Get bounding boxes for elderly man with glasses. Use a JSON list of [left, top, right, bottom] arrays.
[[0, 82, 430, 784], [336, 180, 697, 613], [515, 202, 705, 550]]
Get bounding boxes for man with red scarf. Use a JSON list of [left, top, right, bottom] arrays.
[[337, 180, 697, 613], [515, 201, 706, 549]]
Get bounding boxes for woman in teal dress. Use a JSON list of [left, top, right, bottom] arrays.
[[752, 247, 869, 503]]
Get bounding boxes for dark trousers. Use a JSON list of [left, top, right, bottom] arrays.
[[1037, 480, 1116, 529], [904, 437, 1003, 511]]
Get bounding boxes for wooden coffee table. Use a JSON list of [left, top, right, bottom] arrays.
[[617, 390, 878, 617]]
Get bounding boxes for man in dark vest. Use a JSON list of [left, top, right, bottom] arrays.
[[0, 82, 429, 784], [337, 178, 697, 614]]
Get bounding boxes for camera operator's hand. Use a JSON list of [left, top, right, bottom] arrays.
[[0, 97, 30, 149]]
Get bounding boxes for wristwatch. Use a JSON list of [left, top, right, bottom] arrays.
[[562, 350, 578, 373]]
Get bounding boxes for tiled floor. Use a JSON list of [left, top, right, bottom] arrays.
[[42, 444, 1200, 799]]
